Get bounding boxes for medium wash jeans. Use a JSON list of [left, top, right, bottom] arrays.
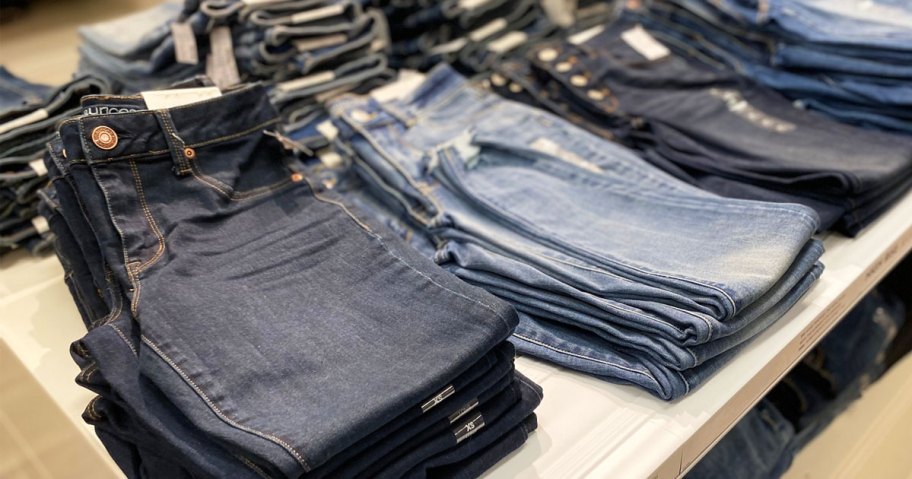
[[329, 65, 823, 400]]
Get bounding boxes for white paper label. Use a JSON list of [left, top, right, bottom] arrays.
[[370, 70, 426, 102], [242, 0, 285, 5], [171, 22, 199, 65], [316, 120, 338, 141], [206, 27, 241, 88], [621, 25, 670, 61], [276, 70, 336, 93], [487, 31, 528, 53], [0, 108, 49, 136], [319, 150, 343, 168], [429, 37, 468, 55], [28, 158, 48, 176], [569, 25, 604, 45], [290, 4, 345, 24], [469, 18, 508, 42], [31, 216, 50, 235], [141, 87, 222, 110], [458, 0, 494, 10]]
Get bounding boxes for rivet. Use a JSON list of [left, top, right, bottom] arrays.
[[537, 48, 558, 62], [290, 172, 304, 182], [91, 126, 118, 150], [62, 148, 67, 159], [570, 75, 588, 87], [183, 147, 196, 159], [508, 83, 522, 93], [491, 73, 507, 87], [555, 62, 572, 73]]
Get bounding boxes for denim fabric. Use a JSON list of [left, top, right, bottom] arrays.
[[0, 67, 53, 113], [634, 0, 912, 134], [497, 16, 912, 236], [329, 65, 823, 399], [47, 83, 532, 477]]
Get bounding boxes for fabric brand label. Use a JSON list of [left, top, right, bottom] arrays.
[[82, 105, 143, 116], [448, 398, 480, 424]]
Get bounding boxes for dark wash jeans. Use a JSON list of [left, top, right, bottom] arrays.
[[52, 84, 520, 476], [496, 15, 912, 235]]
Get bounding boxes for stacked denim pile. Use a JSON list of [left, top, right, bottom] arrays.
[[630, 0, 912, 135], [374, 0, 615, 73], [487, 16, 912, 236], [39, 82, 540, 478], [0, 68, 108, 256], [327, 65, 824, 400], [687, 287, 906, 479], [78, 0, 395, 153]]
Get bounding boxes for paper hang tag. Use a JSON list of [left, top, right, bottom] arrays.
[[621, 25, 670, 61], [28, 158, 48, 176], [206, 27, 241, 89], [141, 87, 222, 110], [569, 25, 604, 45], [31, 216, 50, 235], [171, 22, 199, 65], [0, 108, 49, 136]]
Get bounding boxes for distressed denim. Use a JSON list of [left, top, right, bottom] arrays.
[[329, 65, 823, 399]]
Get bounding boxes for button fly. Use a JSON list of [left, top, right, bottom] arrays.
[[91, 126, 118, 150]]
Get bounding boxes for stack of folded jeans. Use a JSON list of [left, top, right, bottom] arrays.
[[77, 1, 205, 93], [376, 0, 611, 73], [328, 65, 824, 400], [630, 0, 912, 135], [0, 70, 108, 256], [487, 16, 912, 236], [687, 286, 906, 479], [40, 82, 540, 478]]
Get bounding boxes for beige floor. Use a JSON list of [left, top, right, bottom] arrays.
[[0, 0, 162, 85]]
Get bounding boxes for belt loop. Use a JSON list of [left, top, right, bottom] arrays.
[[153, 110, 192, 176]]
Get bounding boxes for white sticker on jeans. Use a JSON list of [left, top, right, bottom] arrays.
[[487, 31, 528, 53], [28, 158, 48, 176], [141, 87, 222, 110], [469, 18, 508, 42], [531, 137, 603, 173], [31, 216, 50, 235], [290, 4, 345, 24], [568, 25, 604, 45], [0, 108, 49, 136], [621, 25, 670, 61], [316, 120, 338, 141]]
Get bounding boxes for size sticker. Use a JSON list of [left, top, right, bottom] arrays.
[[316, 120, 339, 141], [454, 413, 485, 443], [469, 18, 508, 42], [276, 71, 335, 93], [569, 25, 604, 45], [487, 31, 528, 53], [31, 216, 50, 235], [621, 25, 670, 61], [171, 22, 199, 65], [141, 87, 222, 110], [28, 158, 48, 176]]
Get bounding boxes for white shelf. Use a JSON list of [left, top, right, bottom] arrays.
[[486, 189, 912, 479], [3, 193, 911, 479]]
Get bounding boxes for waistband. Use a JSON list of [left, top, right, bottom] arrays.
[[57, 84, 280, 167]]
